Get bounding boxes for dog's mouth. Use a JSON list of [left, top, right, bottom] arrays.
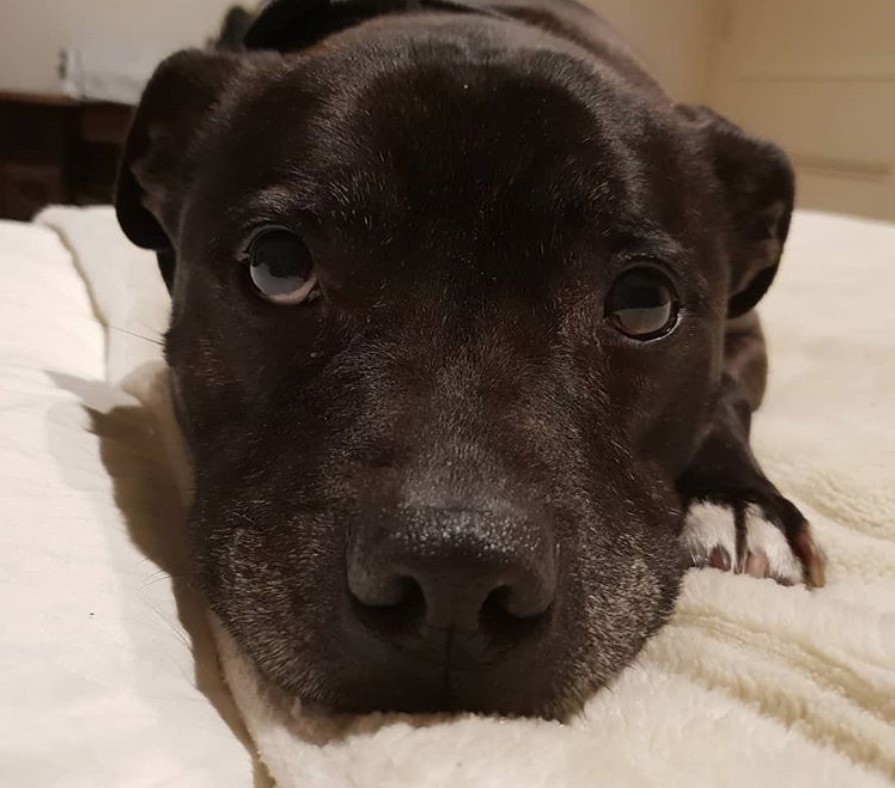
[[198, 491, 683, 720]]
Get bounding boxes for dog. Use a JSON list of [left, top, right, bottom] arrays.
[[115, 0, 826, 719]]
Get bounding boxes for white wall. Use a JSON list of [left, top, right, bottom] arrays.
[[0, 0, 235, 95], [586, 0, 715, 102], [709, 0, 895, 221], [0, 0, 714, 101]]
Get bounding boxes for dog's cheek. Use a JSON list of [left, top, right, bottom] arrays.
[[556, 481, 683, 707], [192, 502, 349, 696], [607, 320, 723, 476], [165, 312, 254, 454]]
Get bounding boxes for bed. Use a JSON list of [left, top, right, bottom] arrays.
[[1, 206, 893, 787]]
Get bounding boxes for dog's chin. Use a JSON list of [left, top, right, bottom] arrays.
[[210, 615, 587, 721], [311, 671, 581, 721], [283, 670, 585, 722], [240, 634, 635, 723]]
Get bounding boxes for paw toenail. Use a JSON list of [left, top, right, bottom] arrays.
[[746, 550, 770, 578], [793, 530, 828, 588], [709, 546, 732, 572]]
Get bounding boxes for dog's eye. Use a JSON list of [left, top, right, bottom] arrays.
[[606, 267, 678, 340], [248, 230, 319, 305]]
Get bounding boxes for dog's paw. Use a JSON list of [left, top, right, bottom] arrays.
[[681, 497, 826, 588]]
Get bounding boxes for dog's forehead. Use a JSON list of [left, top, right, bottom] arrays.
[[183, 30, 709, 307], [215, 38, 683, 238]]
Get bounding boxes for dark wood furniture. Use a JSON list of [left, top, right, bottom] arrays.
[[0, 92, 133, 221]]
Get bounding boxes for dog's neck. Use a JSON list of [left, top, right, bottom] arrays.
[[244, 0, 507, 53]]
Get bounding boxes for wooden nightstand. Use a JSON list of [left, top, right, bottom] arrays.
[[0, 92, 133, 220]]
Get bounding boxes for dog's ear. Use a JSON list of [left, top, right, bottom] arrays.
[[115, 50, 251, 251], [680, 106, 795, 318]]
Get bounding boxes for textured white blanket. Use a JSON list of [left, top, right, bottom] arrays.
[[25, 207, 895, 787]]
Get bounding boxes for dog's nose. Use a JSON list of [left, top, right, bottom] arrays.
[[346, 510, 556, 646]]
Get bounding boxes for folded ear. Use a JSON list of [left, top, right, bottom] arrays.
[[680, 106, 795, 318], [115, 50, 253, 251]]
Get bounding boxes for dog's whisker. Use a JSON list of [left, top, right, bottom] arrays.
[[108, 325, 165, 347], [231, 510, 260, 528]]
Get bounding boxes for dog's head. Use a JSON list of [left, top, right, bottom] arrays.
[[116, 7, 793, 718]]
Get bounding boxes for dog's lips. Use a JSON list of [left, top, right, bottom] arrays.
[[317, 661, 558, 717], [270, 602, 565, 716]]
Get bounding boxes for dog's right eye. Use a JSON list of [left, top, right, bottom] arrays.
[[247, 229, 319, 305], [606, 267, 679, 341]]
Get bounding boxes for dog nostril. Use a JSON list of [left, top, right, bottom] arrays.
[[479, 583, 552, 634], [347, 512, 556, 647], [350, 575, 426, 632]]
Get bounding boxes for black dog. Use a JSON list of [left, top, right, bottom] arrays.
[[115, 0, 826, 719]]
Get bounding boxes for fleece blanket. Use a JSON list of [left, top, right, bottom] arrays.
[[19, 206, 895, 787]]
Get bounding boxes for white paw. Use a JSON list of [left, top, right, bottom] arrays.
[[681, 501, 804, 585]]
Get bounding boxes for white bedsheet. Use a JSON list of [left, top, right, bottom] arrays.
[[1, 207, 893, 787], [0, 218, 258, 787]]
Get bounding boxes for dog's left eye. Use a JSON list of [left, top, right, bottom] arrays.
[[247, 229, 319, 305], [606, 267, 679, 340]]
